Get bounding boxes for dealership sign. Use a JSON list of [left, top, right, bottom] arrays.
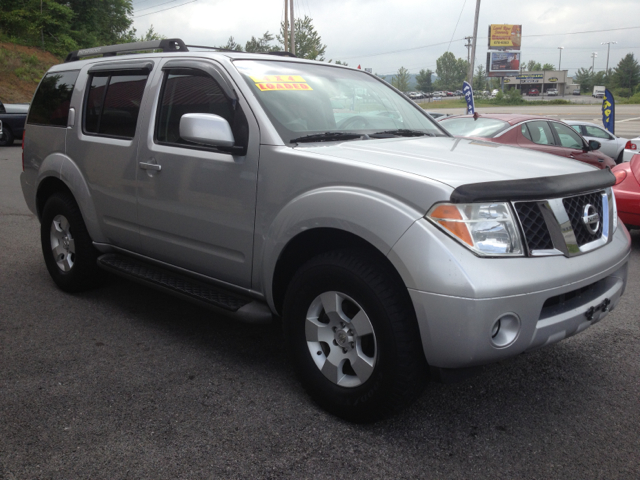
[[516, 73, 543, 83], [488, 24, 522, 50]]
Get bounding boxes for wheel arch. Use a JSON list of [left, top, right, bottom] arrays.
[[35, 154, 105, 243]]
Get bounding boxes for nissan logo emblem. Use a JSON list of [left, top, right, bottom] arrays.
[[582, 204, 600, 234]]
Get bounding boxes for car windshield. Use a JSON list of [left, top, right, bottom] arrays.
[[438, 117, 510, 138], [234, 60, 446, 143]]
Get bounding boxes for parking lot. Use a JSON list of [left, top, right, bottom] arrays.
[[1, 126, 639, 478]]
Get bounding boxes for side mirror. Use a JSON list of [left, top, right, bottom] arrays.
[[179, 113, 235, 147], [588, 139, 601, 151]]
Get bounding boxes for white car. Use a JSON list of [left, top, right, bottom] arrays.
[[565, 120, 628, 164]]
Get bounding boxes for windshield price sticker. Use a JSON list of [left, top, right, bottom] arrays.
[[250, 75, 313, 92]]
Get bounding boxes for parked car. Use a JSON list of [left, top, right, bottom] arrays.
[[491, 89, 499, 97], [454, 90, 463, 96], [0, 99, 28, 146], [593, 86, 606, 98], [527, 89, 540, 96], [546, 88, 558, 96], [622, 136, 639, 163], [438, 114, 616, 170], [565, 121, 628, 164], [572, 90, 581, 95], [612, 155, 640, 229], [20, 39, 630, 422]]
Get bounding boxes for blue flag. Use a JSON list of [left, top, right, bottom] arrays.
[[602, 89, 615, 134], [463, 81, 475, 115]]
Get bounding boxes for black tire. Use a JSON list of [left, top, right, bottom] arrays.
[[616, 150, 624, 165], [41, 192, 105, 292], [0, 126, 14, 147], [283, 249, 428, 423]]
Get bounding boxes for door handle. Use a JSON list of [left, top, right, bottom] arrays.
[[139, 161, 162, 171]]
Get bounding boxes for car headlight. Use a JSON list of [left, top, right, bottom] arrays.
[[427, 202, 524, 256]]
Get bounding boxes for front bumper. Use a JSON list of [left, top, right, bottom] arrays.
[[389, 219, 631, 369]]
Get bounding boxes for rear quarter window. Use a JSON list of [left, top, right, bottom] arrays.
[[28, 71, 80, 127]]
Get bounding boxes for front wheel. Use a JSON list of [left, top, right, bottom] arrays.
[[283, 250, 427, 422], [41, 192, 105, 292]]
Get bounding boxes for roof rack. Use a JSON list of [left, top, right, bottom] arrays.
[[185, 45, 297, 58], [64, 38, 188, 63]]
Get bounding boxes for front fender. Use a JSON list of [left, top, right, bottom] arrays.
[[36, 153, 106, 243], [259, 186, 424, 310]]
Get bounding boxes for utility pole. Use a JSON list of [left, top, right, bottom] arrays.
[[467, 0, 481, 88], [591, 52, 598, 72], [557, 46, 564, 71], [465, 36, 472, 66], [601, 41, 617, 75], [284, 0, 288, 53], [290, 0, 295, 56]]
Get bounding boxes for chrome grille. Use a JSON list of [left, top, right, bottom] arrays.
[[514, 202, 553, 251], [562, 191, 604, 246]]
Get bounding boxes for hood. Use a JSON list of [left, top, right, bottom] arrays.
[[299, 136, 596, 189]]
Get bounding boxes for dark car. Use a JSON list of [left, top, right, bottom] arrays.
[[0, 100, 28, 146], [438, 114, 616, 170], [527, 89, 540, 96]]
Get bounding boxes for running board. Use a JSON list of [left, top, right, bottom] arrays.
[[97, 253, 272, 324]]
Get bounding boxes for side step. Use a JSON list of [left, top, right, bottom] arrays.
[[97, 253, 272, 324]]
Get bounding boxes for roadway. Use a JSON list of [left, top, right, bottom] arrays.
[[1, 141, 639, 479]]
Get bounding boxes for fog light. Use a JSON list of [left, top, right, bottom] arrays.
[[491, 313, 520, 347]]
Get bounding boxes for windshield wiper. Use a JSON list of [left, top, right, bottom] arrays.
[[290, 132, 366, 143], [369, 129, 435, 138]]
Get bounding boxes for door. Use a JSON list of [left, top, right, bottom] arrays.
[[548, 121, 606, 169], [67, 62, 154, 251], [580, 124, 619, 159], [135, 59, 259, 288]]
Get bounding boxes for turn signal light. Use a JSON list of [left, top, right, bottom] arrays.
[[613, 169, 627, 185], [429, 205, 474, 246]]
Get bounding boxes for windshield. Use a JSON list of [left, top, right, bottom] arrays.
[[439, 117, 510, 138], [234, 60, 447, 143]]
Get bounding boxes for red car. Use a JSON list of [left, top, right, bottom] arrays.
[[528, 89, 540, 96], [612, 154, 640, 229], [438, 114, 616, 170]]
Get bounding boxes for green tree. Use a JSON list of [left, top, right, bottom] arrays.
[[527, 60, 542, 71], [435, 52, 468, 91], [574, 67, 607, 93], [66, 0, 135, 47], [333, 60, 349, 66], [473, 65, 487, 90], [612, 53, 640, 96], [245, 31, 278, 53], [137, 25, 165, 42], [542, 63, 554, 70], [277, 15, 327, 60], [391, 66, 411, 92], [415, 69, 433, 92], [218, 36, 243, 51]]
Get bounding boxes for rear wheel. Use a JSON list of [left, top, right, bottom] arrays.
[[283, 249, 427, 422], [41, 192, 105, 292], [616, 150, 624, 165], [0, 126, 14, 146]]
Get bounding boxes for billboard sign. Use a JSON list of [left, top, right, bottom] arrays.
[[487, 51, 521, 73], [488, 24, 522, 50]]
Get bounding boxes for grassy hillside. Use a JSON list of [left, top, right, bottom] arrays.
[[0, 42, 60, 103]]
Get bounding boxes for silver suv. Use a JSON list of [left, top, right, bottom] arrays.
[[20, 39, 631, 422]]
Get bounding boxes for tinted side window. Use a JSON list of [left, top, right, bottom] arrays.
[[524, 121, 554, 146], [551, 122, 584, 149], [156, 68, 247, 150], [28, 71, 80, 127], [83, 73, 149, 138]]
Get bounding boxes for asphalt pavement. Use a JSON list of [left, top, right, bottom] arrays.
[[1, 143, 639, 479]]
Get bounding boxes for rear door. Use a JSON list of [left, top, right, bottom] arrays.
[[66, 61, 154, 251], [134, 59, 260, 288]]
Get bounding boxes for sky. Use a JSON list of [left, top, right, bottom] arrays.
[[131, 0, 640, 77]]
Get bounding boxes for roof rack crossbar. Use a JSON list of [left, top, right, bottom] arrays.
[[64, 38, 188, 63], [186, 45, 297, 58]]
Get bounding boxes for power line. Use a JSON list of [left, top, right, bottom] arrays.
[[135, 0, 180, 14], [446, 0, 467, 53], [134, 0, 197, 18]]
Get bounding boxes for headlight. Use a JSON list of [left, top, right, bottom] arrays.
[[427, 202, 524, 256]]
